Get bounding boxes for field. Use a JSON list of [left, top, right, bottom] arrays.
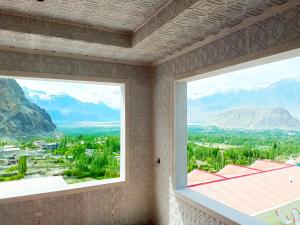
[[188, 125, 300, 172], [0, 123, 121, 184]]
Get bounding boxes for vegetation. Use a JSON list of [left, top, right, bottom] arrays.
[[0, 156, 27, 182], [188, 126, 300, 172], [5, 123, 300, 184], [18, 156, 27, 175], [0, 129, 121, 183], [57, 136, 120, 180]]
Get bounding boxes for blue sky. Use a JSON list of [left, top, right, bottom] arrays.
[[14, 55, 300, 107], [188, 56, 300, 100], [16, 79, 122, 109]]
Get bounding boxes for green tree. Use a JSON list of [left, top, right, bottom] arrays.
[[18, 156, 27, 175]]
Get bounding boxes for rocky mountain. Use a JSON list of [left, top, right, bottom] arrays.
[[188, 79, 300, 123], [23, 88, 120, 123], [0, 78, 56, 139], [207, 107, 300, 131]]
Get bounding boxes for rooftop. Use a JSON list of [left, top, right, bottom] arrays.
[[187, 169, 224, 186], [188, 160, 299, 215], [217, 164, 261, 178]]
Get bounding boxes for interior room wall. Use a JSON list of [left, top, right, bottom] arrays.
[[0, 50, 153, 225], [151, 6, 300, 225]]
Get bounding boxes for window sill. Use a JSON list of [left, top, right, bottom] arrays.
[[175, 188, 267, 225], [0, 176, 125, 204]]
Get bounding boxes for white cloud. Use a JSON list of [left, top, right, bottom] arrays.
[[16, 79, 122, 109], [27, 89, 52, 100], [188, 56, 300, 99]]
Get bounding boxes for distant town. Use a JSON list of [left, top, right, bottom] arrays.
[[0, 134, 120, 183]]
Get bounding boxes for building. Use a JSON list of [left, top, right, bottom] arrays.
[[0, 146, 21, 160], [33, 141, 46, 149], [6, 155, 19, 166], [2, 145, 20, 152], [33, 141, 59, 150], [85, 149, 94, 157], [0, 1, 299, 225], [43, 143, 59, 151], [188, 161, 300, 220]]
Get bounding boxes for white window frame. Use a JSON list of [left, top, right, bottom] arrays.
[[0, 75, 129, 204], [173, 48, 300, 225]]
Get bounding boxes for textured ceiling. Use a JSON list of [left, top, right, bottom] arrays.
[[134, 0, 291, 61], [0, 0, 169, 32], [0, 0, 296, 65]]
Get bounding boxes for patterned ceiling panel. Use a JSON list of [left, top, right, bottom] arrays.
[[0, 0, 296, 65], [134, 0, 291, 61], [0, 0, 169, 32]]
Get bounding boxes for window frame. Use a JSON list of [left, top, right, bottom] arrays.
[[0, 74, 129, 204], [172, 48, 300, 225]]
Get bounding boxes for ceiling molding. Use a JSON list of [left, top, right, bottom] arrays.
[[0, 9, 132, 35], [0, 45, 151, 68], [0, 12, 132, 48], [132, 0, 174, 33], [132, 0, 201, 46]]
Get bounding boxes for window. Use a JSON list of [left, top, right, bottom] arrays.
[[175, 53, 300, 225], [0, 76, 126, 199]]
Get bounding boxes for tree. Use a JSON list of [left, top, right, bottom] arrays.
[[18, 156, 27, 175]]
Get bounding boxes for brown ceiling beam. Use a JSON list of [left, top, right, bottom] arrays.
[[132, 0, 201, 46], [0, 13, 132, 48]]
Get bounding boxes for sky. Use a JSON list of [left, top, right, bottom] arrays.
[[16, 79, 122, 109], [10, 55, 300, 107], [187, 56, 300, 100]]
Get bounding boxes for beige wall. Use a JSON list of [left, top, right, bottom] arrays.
[[0, 50, 153, 225], [152, 6, 300, 225]]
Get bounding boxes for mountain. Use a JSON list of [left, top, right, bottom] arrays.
[[0, 79, 56, 139], [188, 79, 300, 123], [207, 107, 300, 131], [23, 88, 120, 123]]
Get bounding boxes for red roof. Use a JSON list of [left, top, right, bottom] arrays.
[[188, 160, 297, 215], [249, 160, 288, 171], [217, 164, 260, 178], [187, 169, 224, 186]]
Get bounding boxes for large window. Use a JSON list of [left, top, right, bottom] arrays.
[[0, 76, 126, 198], [176, 55, 300, 225]]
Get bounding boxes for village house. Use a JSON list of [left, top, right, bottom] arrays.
[[33, 141, 59, 150]]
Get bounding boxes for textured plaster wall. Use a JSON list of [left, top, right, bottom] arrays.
[[0, 4, 299, 225], [0, 51, 153, 225], [152, 6, 300, 225]]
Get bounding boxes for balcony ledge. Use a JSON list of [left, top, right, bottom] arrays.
[[175, 188, 267, 225]]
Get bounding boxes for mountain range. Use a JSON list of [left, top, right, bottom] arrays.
[[23, 88, 120, 123], [188, 79, 300, 131], [3, 78, 299, 135], [0, 79, 56, 139], [207, 107, 300, 131]]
